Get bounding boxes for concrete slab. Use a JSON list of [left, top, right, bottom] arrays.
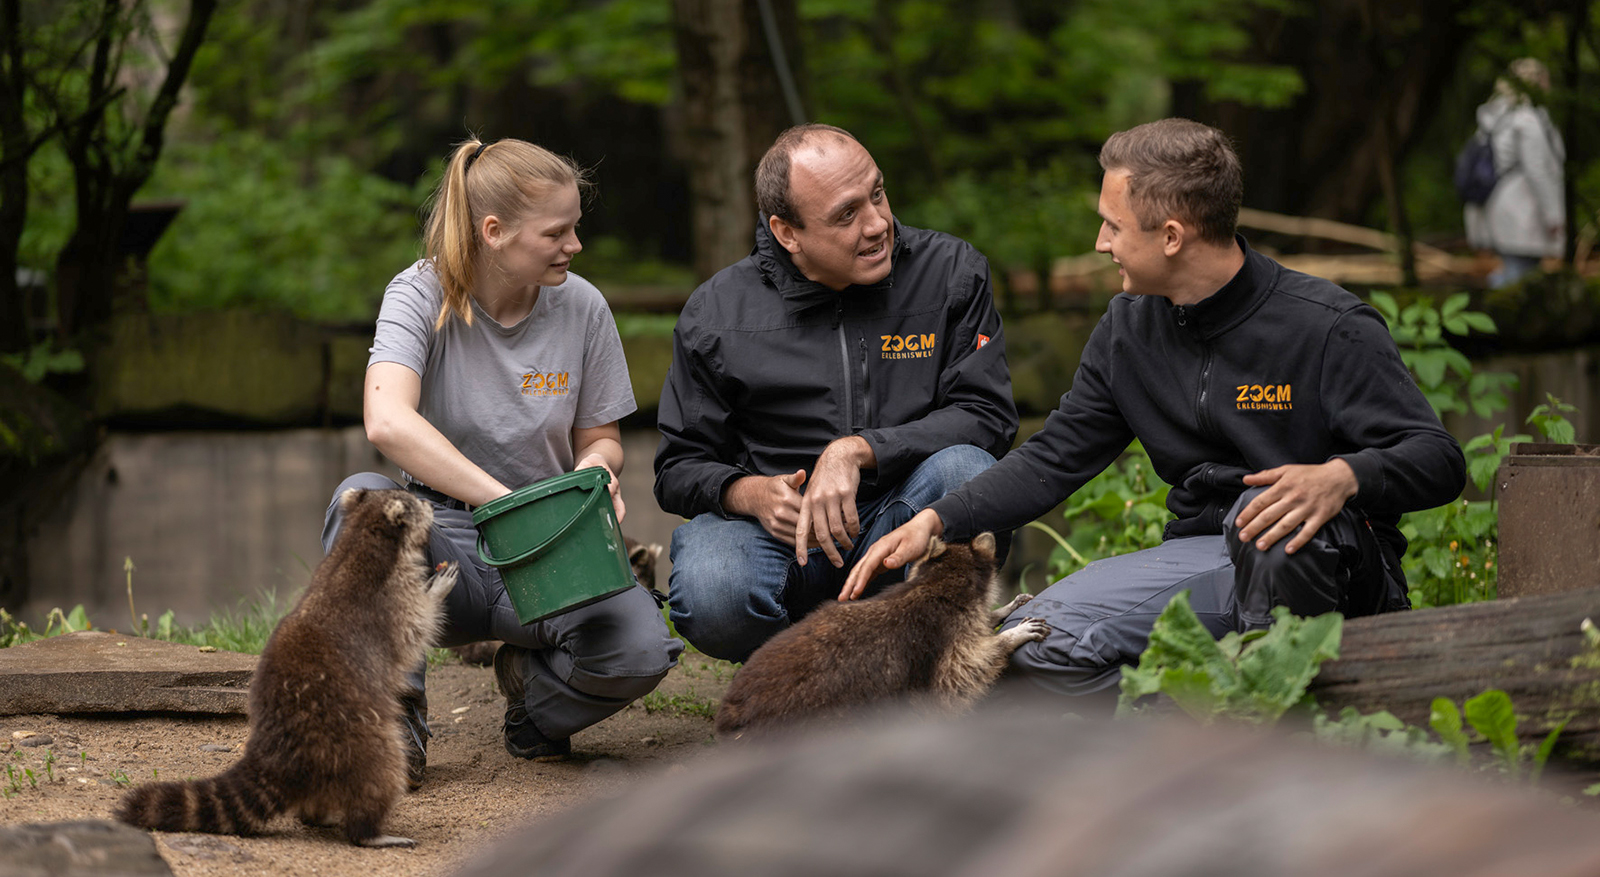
[[0, 631, 255, 716], [0, 820, 173, 876]]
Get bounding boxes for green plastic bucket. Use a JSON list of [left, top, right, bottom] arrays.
[[472, 468, 635, 624]]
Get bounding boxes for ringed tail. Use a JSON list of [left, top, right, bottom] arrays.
[[115, 761, 283, 836]]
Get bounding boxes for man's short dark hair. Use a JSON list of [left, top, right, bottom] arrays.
[[755, 124, 859, 228], [1098, 118, 1242, 247]]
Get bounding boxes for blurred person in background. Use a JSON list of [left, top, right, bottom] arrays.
[[1464, 58, 1566, 288]]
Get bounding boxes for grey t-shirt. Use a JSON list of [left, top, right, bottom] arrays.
[[369, 260, 637, 492]]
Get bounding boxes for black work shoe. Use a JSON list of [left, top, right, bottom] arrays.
[[398, 688, 430, 791], [493, 644, 572, 762]]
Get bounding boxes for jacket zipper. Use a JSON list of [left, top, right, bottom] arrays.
[[836, 305, 855, 431], [859, 337, 871, 428], [1179, 306, 1216, 438]]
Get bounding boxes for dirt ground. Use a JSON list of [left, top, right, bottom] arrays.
[[0, 653, 735, 877]]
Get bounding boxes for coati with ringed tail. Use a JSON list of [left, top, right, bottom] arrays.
[[715, 532, 1048, 738], [116, 488, 457, 848]]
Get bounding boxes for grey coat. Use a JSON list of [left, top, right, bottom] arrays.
[[1464, 95, 1566, 258]]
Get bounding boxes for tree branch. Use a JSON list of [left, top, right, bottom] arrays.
[[135, 0, 218, 175]]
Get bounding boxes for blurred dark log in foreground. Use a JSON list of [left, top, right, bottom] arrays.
[[451, 705, 1600, 877], [1311, 586, 1600, 763]]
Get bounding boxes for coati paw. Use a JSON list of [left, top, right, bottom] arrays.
[[997, 617, 1051, 651], [993, 592, 1034, 621], [427, 562, 459, 599], [1016, 617, 1050, 642]]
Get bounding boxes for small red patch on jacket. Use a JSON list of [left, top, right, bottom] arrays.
[[976, 334, 991, 350]]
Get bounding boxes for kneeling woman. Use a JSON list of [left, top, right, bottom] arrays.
[[324, 138, 681, 784]]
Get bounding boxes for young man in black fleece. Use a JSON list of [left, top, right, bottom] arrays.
[[846, 118, 1466, 698], [655, 124, 1017, 663]]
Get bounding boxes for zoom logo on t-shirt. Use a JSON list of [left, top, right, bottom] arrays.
[[520, 369, 571, 397]]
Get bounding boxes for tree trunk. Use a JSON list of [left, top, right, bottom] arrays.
[[1308, 587, 1600, 764], [670, 0, 801, 282], [1562, 0, 1586, 263], [1172, 0, 1468, 226], [0, 0, 33, 353], [54, 0, 216, 340]]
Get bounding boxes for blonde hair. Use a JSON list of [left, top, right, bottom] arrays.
[[422, 138, 588, 329]]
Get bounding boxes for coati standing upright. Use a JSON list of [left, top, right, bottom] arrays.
[[116, 488, 457, 848], [715, 532, 1048, 738]]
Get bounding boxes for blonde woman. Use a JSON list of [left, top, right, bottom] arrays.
[[324, 139, 681, 785]]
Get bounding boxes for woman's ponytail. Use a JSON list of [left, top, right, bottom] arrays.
[[421, 138, 587, 330], [424, 140, 486, 329]]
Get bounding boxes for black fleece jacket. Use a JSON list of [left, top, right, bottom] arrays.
[[653, 219, 1018, 519], [930, 239, 1466, 563]]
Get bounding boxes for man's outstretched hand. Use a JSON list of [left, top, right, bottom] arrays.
[[797, 437, 874, 568], [840, 508, 943, 601], [1235, 459, 1359, 555], [725, 470, 808, 546]]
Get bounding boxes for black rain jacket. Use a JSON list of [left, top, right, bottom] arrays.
[[930, 239, 1466, 566], [654, 219, 1018, 519]]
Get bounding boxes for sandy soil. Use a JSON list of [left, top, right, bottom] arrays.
[[0, 654, 735, 877]]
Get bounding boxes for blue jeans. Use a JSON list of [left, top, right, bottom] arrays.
[[1489, 254, 1540, 288], [667, 445, 1000, 663]]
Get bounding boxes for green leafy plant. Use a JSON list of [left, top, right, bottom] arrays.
[[1368, 292, 1509, 418], [2, 589, 289, 654], [1024, 441, 1172, 587], [0, 343, 85, 384], [1526, 393, 1578, 445], [1314, 707, 1451, 762], [1367, 292, 1586, 609], [1429, 690, 1568, 784], [1116, 590, 1342, 724]]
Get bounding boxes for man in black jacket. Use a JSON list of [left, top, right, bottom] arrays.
[[847, 118, 1465, 697], [654, 124, 1018, 663]]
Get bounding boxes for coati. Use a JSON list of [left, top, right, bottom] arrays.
[[449, 537, 662, 666], [116, 488, 458, 848], [715, 532, 1049, 738]]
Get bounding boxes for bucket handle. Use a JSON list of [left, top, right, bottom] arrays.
[[477, 481, 608, 570]]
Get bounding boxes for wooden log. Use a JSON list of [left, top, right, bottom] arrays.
[[1309, 586, 1600, 763]]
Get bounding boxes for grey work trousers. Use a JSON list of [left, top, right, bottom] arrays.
[[323, 473, 682, 740], [1004, 486, 1403, 697]]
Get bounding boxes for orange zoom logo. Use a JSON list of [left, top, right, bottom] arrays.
[[881, 333, 936, 360], [1235, 383, 1291, 411], [520, 372, 571, 396]]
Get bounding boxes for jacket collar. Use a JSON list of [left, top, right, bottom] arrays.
[[1168, 235, 1276, 337], [752, 215, 907, 306]]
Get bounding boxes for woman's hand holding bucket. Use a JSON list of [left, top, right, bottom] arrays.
[[575, 453, 625, 524]]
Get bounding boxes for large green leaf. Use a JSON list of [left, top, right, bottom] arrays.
[[1234, 606, 1342, 722], [1118, 591, 1342, 725], [1428, 697, 1471, 765], [1464, 689, 1521, 777]]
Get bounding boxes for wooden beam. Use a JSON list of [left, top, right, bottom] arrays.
[[1309, 587, 1600, 763]]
